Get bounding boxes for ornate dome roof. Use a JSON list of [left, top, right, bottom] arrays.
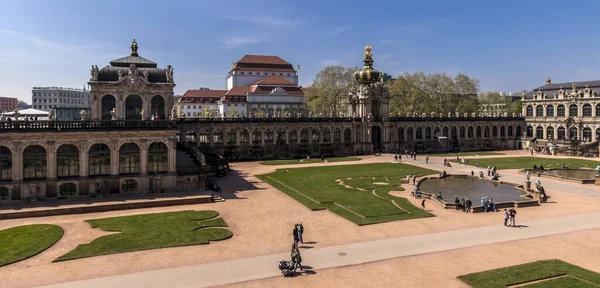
[[354, 45, 383, 83]]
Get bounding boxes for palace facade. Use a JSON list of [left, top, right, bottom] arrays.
[[0, 41, 526, 204], [522, 78, 600, 148]]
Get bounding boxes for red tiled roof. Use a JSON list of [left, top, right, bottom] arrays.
[[249, 86, 304, 95], [237, 55, 291, 65], [233, 67, 296, 72], [183, 89, 227, 97], [225, 86, 252, 96], [252, 75, 296, 86]]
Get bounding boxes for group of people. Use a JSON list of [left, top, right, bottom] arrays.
[[442, 158, 452, 167], [394, 154, 402, 162], [481, 197, 497, 212], [406, 174, 418, 185], [292, 222, 304, 248], [532, 164, 545, 170], [455, 197, 473, 212], [504, 208, 517, 226]]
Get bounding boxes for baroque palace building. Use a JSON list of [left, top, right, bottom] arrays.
[[522, 78, 600, 148], [0, 41, 525, 203]]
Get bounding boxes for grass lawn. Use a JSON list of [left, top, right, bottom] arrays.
[[257, 163, 437, 225], [429, 151, 505, 157], [0, 224, 63, 267], [55, 210, 232, 261], [260, 157, 361, 166], [458, 259, 600, 288], [464, 157, 600, 170]]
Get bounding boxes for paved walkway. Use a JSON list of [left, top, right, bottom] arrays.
[[42, 211, 600, 288]]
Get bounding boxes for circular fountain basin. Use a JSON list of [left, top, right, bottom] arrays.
[[418, 175, 526, 203]]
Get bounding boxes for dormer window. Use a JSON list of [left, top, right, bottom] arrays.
[[249, 72, 252, 75], [287, 73, 290, 76], [241, 72, 244, 74]]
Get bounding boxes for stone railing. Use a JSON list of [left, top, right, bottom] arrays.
[[0, 120, 177, 132], [177, 116, 525, 124]]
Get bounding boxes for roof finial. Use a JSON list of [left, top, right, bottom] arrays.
[[364, 45, 372, 59], [546, 77, 551, 85], [131, 39, 139, 56]]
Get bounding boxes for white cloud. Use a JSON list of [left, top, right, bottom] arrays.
[[320, 59, 340, 66], [221, 37, 265, 48], [381, 39, 403, 46], [219, 15, 298, 27], [333, 26, 350, 35]]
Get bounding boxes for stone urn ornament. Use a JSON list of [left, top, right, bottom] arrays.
[[110, 108, 117, 120], [140, 109, 145, 120], [80, 109, 87, 121]]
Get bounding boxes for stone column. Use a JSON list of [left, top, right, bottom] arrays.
[[12, 148, 22, 182], [117, 93, 125, 120], [79, 142, 88, 178], [140, 140, 148, 176], [236, 130, 240, 146], [47, 142, 56, 180], [168, 138, 176, 174], [285, 128, 289, 145], [111, 143, 119, 176]]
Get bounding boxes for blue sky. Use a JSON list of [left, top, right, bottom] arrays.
[[1, 0, 600, 102]]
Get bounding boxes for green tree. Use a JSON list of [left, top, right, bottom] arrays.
[[306, 66, 358, 116]]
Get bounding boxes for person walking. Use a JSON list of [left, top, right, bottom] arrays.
[[399, 154, 402, 162], [297, 222, 304, 245], [292, 224, 299, 247], [503, 209, 509, 226], [321, 154, 325, 164], [406, 174, 411, 184], [509, 208, 517, 227], [421, 199, 426, 209], [394, 155, 398, 162], [425, 155, 429, 164]]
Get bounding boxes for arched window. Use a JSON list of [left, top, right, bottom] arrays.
[[583, 127, 592, 141], [252, 129, 261, 143], [526, 126, 533, 137], [101, 95, 116, 120], [407, 127, 413, 140], [333, 128, 341, 142], [546, 105, 554, 117], [569, 104, 578, 117], [344, 128, 352, 142], [312, 129, 320, 142], [468, 127, 474, 138], [265, 129, 274, 143], [583, 104, 592, 117], [227, 130, 237, 144], [398, 127, 404, 141], [596, 128, 600, 141], [199, 129, 210, 144], [526, 105, 533, 116], [557, 105, 565, 116], [460, 127, 465, 138], [119, 143, 140, 175], [434, 127, 440, 136], [125, 95, 143, 120], [268, 107, 274, 118], [289, 129, 298, 143], [484, 126, 490, 138], [443, 127, 448, 137], [451, 127, 457, 138], [536, 126, 543, 139], [121, 179, 137, 192], [596, 105, 600, 117], [500, 126, 505, 137], [277, 129, 286, 143], [356, 131, 361, 142], [57, 144, 79, 178], [89, 144, 110, 176], [323, 128, 331, 142], [547, 127, 554, 140], [425, 127, 432, 139], [508, 126, 513, 137], [151, 95, 165, 118], [476, 126, 482, 138], [536, 105, 543, 116], [185, 131, 196, 144], [516, 126, 522, 137], [240, 129, 249, 144], [0, 186, 9, 199], [300, 128, 309, 143], [0, 146, 12, 181], [569, 127, 578, 140], [492, 126, 498, 137], [557, 127, 566, 140], [23, 145, 47, 180], [59, 183, 77, 196], [213, 129, 224, 144], [148, 142, 168, 174], [416, 127, 423, 139]]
